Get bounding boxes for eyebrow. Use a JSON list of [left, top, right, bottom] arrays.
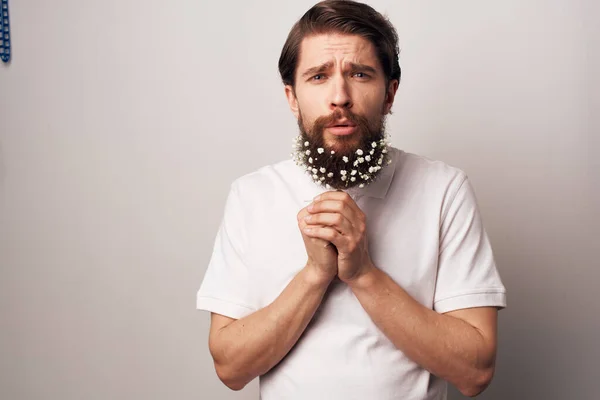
[[300, 62, 378, 79]]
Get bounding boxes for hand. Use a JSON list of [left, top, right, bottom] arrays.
[[297, 205, 338, 284], [303, 191, 375, 283]]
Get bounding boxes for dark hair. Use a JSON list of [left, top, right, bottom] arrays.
[[278, 0, 401, 88]]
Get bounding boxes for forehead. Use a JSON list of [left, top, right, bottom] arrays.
[[298, 33, 379, 68]]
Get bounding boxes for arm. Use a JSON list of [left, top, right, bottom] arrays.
[[208, 204, 338, 391], [303, 190, 500, 397], [347, 265, 497, 397], [208, 265, 332, 391]]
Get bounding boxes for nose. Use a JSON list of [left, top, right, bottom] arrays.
[[329, 76, 352, 110]]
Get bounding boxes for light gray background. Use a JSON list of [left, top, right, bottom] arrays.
[[1, 1, 598, 399]]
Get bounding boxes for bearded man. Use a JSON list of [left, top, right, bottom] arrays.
[[197, 1, 507, 399]]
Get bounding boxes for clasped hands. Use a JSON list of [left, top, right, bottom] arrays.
[[297, 191, 375, 284]]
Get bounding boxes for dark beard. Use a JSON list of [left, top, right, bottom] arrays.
[[292, 108, 390, 190]]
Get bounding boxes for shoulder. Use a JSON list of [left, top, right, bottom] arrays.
[[228, 158, 299, 201], [391, 148, 468, 192]]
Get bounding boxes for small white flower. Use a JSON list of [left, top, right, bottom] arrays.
[[358, 157, 365, 163], [340, 170, 347, 175], [320, 177, 325, 181], [370, 149, 375, 155], [356, 149, 364, 156], [353, 160, 359, 167], [341, 175, 347, 181], [342, 156, 349, 163], [372, 142, 377, 148], [378, 159, 383, 165], [382, 149, 388, 154], [312, 174, 319, 179], [305, 150, 311, 155], [359, 183, 365, 188], [350, 177, 356, 182], [308, 157, 313, 164], [368, 166, 374, 173], [312, 168, 318, 174], [365, 155, 371, 161], [317, 148, 324, 154], [351, 170, 357, 176], [327, 172, 334, 178], [304, 141, 309, 147], [326, 184, 332, 189], [363, 175, 369, 180], [319, 167, 326, 173], [331, 150, 335, 155]]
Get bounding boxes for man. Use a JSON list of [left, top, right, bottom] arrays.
[[197, 1, 506, 399]]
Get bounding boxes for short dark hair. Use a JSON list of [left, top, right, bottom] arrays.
[[278, 0, 401, 88]]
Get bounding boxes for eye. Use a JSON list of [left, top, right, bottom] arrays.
[[353, 72, 370, 79], [311, 74, 325, 81]]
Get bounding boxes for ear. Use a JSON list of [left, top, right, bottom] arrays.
[[383, 79, 399, 115], [284, 85, 300, 119]]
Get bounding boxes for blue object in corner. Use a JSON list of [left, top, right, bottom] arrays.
[[0, 0, 10, 63]]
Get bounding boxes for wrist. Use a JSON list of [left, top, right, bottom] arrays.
[[343, 261, 377, 289], [302, 263, 336, 288]]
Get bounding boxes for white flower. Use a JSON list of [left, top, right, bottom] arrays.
[[317, 148, 324, 154], [308, 157, 313, 164], [356, 149, 364, 156], [331, 150, 335, 154], [319, 167, 326, 173], [326, 184, 332, 189], [327, 172, 334, 178], [378, 158, 383, 165], [358, 157, 365, 163], [351, 170, 357, 176], [353, 160, 359, 167], [312, 168, 318, 174], [368, 166, 374, 173], [342, 156, 349, 163], [305, 150, 311, 155], [304, 141, 309, 147], [370, 149, 375, 155], [372, 142, 377, 148], [340, 170, 347, 175], [359, 183, 365, 188], [320, 177, 325, 181], [341, 175, 347, 181], [312, 174, 318, 179], [382, 149, 388, 154], [350, 177, 356, 182], [365, 155, 371, 161]]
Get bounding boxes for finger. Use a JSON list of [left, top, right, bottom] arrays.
[[303, 225, 349, 249], [313, 190, 362, 216], [308, 200, 358, 226], [304, 212, 353, 236]]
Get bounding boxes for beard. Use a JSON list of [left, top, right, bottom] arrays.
[[292, 108, 391, 190]]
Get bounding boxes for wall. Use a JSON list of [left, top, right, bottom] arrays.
[[1, 1, 598, 399]]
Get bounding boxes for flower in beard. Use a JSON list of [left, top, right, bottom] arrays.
[[291, 108, 392, 190]]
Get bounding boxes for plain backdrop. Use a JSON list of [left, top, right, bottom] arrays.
[[1, 1, 598, 399]]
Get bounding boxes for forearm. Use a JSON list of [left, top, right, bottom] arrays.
[[211, 266, 331, 390], [348, 266, 494, 396]]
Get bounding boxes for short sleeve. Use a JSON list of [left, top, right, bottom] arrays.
[[433, 176, 507, 314], [196, 182, 258, 319]]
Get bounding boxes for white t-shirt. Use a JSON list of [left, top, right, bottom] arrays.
[[197, 147, 507, 400]]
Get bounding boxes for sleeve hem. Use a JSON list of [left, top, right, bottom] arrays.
[[196, 296, 257, 320], [434, 291, 507, 314]]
